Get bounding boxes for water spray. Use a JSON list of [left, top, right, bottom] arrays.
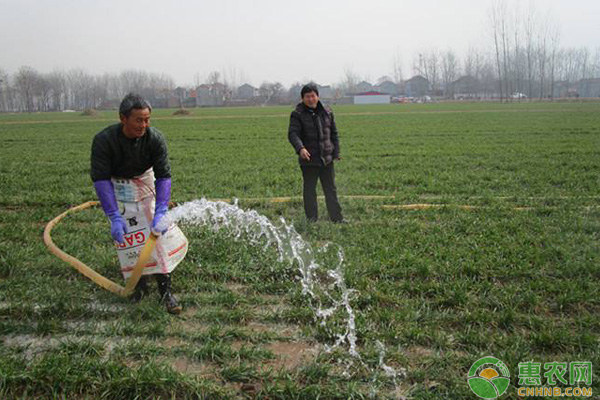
[[44, 198, 404, 389]]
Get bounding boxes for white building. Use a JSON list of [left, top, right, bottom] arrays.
[[353, 91, 391, 105]]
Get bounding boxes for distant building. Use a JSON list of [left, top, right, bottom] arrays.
[[375, 80, 399, 96], [168, 97, 182, 108], [236, 83, 258, 100], [578, 79, 600, 98], [317, 85, 334, 100], [288, 83, 303, 101], [356, 81, 373, 93], [287, 83, 334, 102], [196, 84, 225, 107], [148, 98, 168, 109], [353, 91, 391, 105], [172, 87, 188, 99], [451, 75, 480, 99], [552, 81, 571, 98], [404, 76, 430, 97]]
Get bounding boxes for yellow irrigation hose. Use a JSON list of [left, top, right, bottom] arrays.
[[43, 201, 157, 298], [42, 196, 553, 296]]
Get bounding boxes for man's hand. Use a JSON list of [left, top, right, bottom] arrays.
[[109, 215, 128, 244], [151, 210, 168, 236], [299, 148, 311, 161], [152, 177, 171, 236], [94, 180, 128, 245]]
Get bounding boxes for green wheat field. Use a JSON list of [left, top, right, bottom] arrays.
[[0, 102, 598, 399]]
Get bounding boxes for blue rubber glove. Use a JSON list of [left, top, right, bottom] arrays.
[[152, 177, 171, 235], [94, 180, 128, 244]]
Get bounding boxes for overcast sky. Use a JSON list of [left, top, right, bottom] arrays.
[[0, 0, 598, 87]]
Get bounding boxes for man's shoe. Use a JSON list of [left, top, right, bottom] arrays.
[[163, 292, 183, 315], [130, 275, 149, 303], [155, 273, 182, 315]]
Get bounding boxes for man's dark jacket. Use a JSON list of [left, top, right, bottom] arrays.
[[288, 101, 339, 166], [90, 123, 171, 181]]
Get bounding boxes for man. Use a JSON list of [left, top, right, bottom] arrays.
[[91, 93, 188, 314], [288, 84, 344, 223]]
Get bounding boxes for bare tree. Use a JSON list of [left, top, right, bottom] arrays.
[[0, 67, 9, 112], [441, 50, 460, 98], [500, 2, 513, 99], [119, 69, 151, 98], [479, 55, 499, 98], [287, 82, 303, 102], [147, 73, 174, 99], [523, 1, 538, 98], [489, 1, 505, 100], [46, 70, 67, 111], [341, 67, 359, 95], [258, 81, 285, 105], [15, 66, 39, 112], [464, 46, 486, 81], [413, 50, 441, 95], [548, 25, 561, 100], [221, 66, 244, 99], [1, 71, 18, 112], [579, 47, 590, 80], [489, 0, 518, 100], [66, 69, 94, 110], [391, 53, 404, 84], [536, 10, 553, 100], [511, 1, 525, 98], [35, 74, 52, 111], [591, 47, 600, 79], [207, 71, 221, 86], [193, 72, 203, 88], [560, 48, 577, 89]]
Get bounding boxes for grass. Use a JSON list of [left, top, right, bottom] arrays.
[[0, 102, 599, 399]]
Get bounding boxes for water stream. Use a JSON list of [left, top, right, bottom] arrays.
[[159, 198, 404, 388]]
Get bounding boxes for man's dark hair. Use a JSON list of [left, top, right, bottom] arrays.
[[119, 93, 152, 118], [301, 83, 319, 98]]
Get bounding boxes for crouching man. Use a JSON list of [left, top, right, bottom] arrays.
[[91, 93, 188, 314]]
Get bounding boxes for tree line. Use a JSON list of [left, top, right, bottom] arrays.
[[1, 1, 599, 112], [339, 1, 599, 100], [0, 68, 174, 112]]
